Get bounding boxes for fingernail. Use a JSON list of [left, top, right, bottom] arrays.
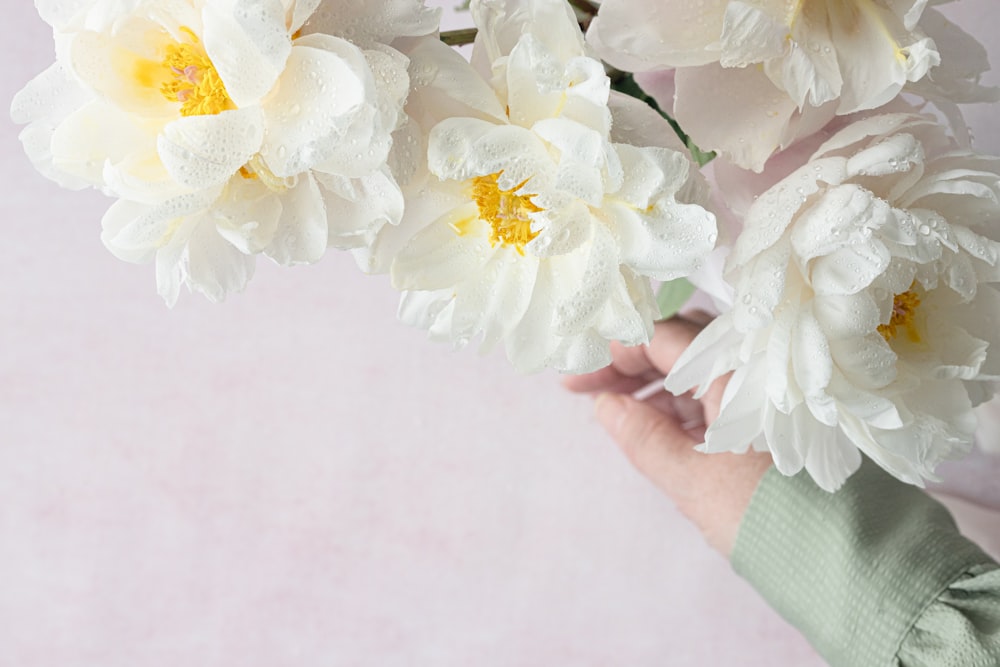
[[594, 392, 627, 436]]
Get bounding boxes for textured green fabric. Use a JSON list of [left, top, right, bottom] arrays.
[[896, 563, 1000, 667], [731, 458, 1000, 667]]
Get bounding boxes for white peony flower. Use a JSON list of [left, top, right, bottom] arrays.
[[372, 0, 717, 374], [665, 111, 1000, 491], [588, 0, 998, 171], [12, 0, 439, 303]]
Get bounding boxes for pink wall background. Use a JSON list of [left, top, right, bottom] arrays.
[[1, 2, 998, 665]]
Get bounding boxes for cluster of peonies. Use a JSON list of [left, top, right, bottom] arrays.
[[12, 0, 1000, 487], [13, 0, 717, 374]]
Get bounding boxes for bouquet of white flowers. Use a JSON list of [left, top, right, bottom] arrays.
[[12, 0, 1000, 491]]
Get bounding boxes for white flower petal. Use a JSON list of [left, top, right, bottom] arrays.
[[719, 2, 788, 69], [665, 314, 744, 398], [607, 88, 687, 155], [428, 119, 552, 188], [528, 196, 591, 257], [792, 307, 833, 400], [547, 329, 614, 374], [404, 36, 507, 126], [158, 107, 264, 190], [288, 0, 322, 34], [10, 62, 94, 188], [472, 0, 583, 67], [391, 205, 493, 291], [533, 118, 612, 206], [764, 404, 805, 477], [702, 363, 767, 453], [48, 99, 158, 191], [674, 63, 806, 172], [452, 251, 538, 352], [506, 262, 560, 373], [261, 36, 372, 177], [264, 173, 329, 265], [212, 179, 282, 255], [101, 188, 222, 260], [586, 0, 726, 71], [167, 216, 256, 304], [202, 0, 291, 107], [316, 167, 404, 249], [551, 225, 617, 336], [774, 16, 842, 108], [594, 269, 655, 346], [304, 0, 440, 47], [803, 426, 861, 492]]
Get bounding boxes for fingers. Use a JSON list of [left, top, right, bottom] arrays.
[[562, 314, 709, 395], [594, 392, 701, 494], [594, 391, 773, 558]]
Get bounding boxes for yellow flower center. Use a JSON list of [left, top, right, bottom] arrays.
[[468, 172, 542, 254], [878, 287, 922, 343], [159, 28, 234, 116]]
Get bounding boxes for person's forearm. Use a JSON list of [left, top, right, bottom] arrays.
[[732, 458, 1000, 666]]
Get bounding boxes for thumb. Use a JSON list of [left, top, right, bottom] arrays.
[[594, 392, 700, 494]]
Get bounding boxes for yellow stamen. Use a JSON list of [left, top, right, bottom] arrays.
[[878, 286, 922, 343], [238, 154, 288, 193], [158, 28, 235, 116], [467, 172, 543, 255]]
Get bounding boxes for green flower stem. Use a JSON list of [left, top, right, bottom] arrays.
[[440, 28, 478, 46], [567, 0, 600, 17]]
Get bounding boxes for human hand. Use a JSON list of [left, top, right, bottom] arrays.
[[563, 315, 773, 558]]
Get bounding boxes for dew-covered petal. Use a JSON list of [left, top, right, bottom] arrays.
[[533, 118, 612, 207], [211, 178, 282, 255], [391, 206, 493, 291], [11, 63, 97, 189], [101, 187, 222, 261], [528, 195, 592, 258], [69, 25, 179, 116], [665, 313, 745, 398], [701, 363, 767, 453], [263, 172, 329, 265], [829, 2, 939, 113], [607, 88, 688, 155], [287, 0, 322, 35], [317, 166, 404, 249], [403, 36, 507, 126], [586, 0, 726, 71], [428, 119, 552, 188], [552, 225, 618, 337], [674, 62, 805, 173], [202, 0, 291, 107], [158, 107, 264, 189], [594, 269, 655, 346], [506, 261, 560, 373], [453, 250, 538, 353], [547, 329, 614, 374], [262, 35, 382, 178], [159, 215, 256, 306], [765, 403, 806, 477], [47, 98, 161, 192], [304, 0, 441, 47], [472, 0, 583, 67], [803, 425, 861, 492], [719, 2, 788, 69]]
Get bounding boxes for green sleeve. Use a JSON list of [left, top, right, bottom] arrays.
[[731, 458, 1000, 667]]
